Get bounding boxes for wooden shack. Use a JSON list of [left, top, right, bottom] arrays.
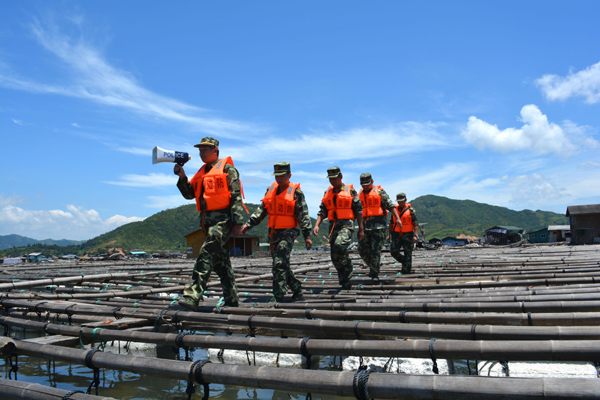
[[27, 253, 47, 262], [441, 237, 470, 247], [527, 228, 549, 244], [485, 226, 525, 245], [566, 204, 600, 245], [185, 228, 260, 258], [548, 225, 570, 243]]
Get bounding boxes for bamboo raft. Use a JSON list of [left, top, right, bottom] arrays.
[[1, 244, 600, 399]]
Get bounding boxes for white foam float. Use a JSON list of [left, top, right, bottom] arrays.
[[343, 356, 450, 374], [483, 361, 598, 378], [102, 340, 158, 358], [207, 349, 304, 367]]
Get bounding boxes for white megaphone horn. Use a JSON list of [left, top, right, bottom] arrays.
[[152, 146, 191, 171]]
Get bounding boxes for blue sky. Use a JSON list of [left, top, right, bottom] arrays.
[[1, 1, 599, 240]]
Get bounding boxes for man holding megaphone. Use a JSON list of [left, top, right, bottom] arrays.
[[174, 137, 244, 310]]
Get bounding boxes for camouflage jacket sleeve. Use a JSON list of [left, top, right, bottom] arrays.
[[379, 188, 395, 211], [246, 189, 269, 229], [410, 207, 418, 225], [177, 175, 196, 200], [294, 188, 313, 239], [350, 187, 363, 218], [318, 195, 328, 218], [224, 163, 245, 225]]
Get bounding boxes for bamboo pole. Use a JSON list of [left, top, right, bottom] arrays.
[[6, 338, 600, 399], [278, 299, 600, 313], [0, 285, 185, 300], [220, 307, 600, 326], [3, 318, 600, 362], [6, 301, 600, 340], [5, 297, 600, 326], [0, 378, 116, 400], [0, 272, 170, 292], [298, 275, 600, 291]]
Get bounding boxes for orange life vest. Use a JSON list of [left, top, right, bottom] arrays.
[[322, 184, 355, 221], [392, 203, 413, 233], [189, 157, 233, 212], [262, 182, 299, 229], [359, 185, 384, 218]]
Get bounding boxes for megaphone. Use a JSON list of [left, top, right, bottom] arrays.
[[152, 146, 191, 173]]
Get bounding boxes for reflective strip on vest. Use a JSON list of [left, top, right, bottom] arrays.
[[262, 182, 299, 229], [189, 156, 233, 212], [359, 186, 384, 217], [322, 184, 354, 221]]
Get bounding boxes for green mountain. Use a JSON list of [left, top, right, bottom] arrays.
[[0, 203, 325, 257], [412, 195, 568, 239], [0, 195, 569, 257], [0, 234, 85, 250]]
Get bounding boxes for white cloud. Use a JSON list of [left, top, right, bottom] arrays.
[[389, 162, 481, 200], [229, 122, 452, 164], [71, 122, 80, 127], [503, 173, 568, 207], [535, 61, 600, 104], [112, 146, 153, 156], [578, 161, 600, 169], [104, 173, 177, 187], [0, 204, 144, 240], [145, 195, 191, 210], [0, 14, 260, 138], [0, 194, 29, 207], [462, 104, 579, 157], [12, 119, 24, 125]]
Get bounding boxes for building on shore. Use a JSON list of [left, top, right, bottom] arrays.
[[566, 204, 600, 245], [485, 226, 525, 245], [527, 228, 549, 244], [185, 228, 260, 258], [547, 225, 570, 243]]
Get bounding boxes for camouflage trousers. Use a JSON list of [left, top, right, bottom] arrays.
[[183, 219, 239, 306], [271, 229, 303, 301], [330, 226, 354, 289], [358, 228, 386, 278], [390, 231, 414, 273]]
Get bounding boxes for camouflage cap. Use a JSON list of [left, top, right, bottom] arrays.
[[360, 172, 373, 185], [396, 192, 407, 201], [326, 166, 342, 178], [194, 137, 219, 148], [272, 162, 291, 176]]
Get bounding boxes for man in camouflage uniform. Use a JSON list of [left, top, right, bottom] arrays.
[[357, 173, 401, 282], [388, 192, 418, 274], [313, 166, 364, 290], [241, 162, 312, 302], [174, 137, 243, 309]]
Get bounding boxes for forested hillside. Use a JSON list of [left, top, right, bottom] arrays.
[[0, 203, 325, 256], [1, 195, 569, 257], [412, 195, 568, 239], [0, 234, 85, 250]]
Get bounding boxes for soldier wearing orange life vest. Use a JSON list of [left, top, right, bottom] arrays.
[[174, 137, 244, 310], [313, 166, 364, 290], [357, 173, 401, 282], [388, 192, 418, 274], [241, 162, 312, 302]]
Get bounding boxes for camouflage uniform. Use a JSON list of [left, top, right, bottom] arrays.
[[318, 184, 362, 290], [390, 205, 417, 274], [358, 187, 395, 279], [245, 184, 312, 302], [177, 146, 244, 307]]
